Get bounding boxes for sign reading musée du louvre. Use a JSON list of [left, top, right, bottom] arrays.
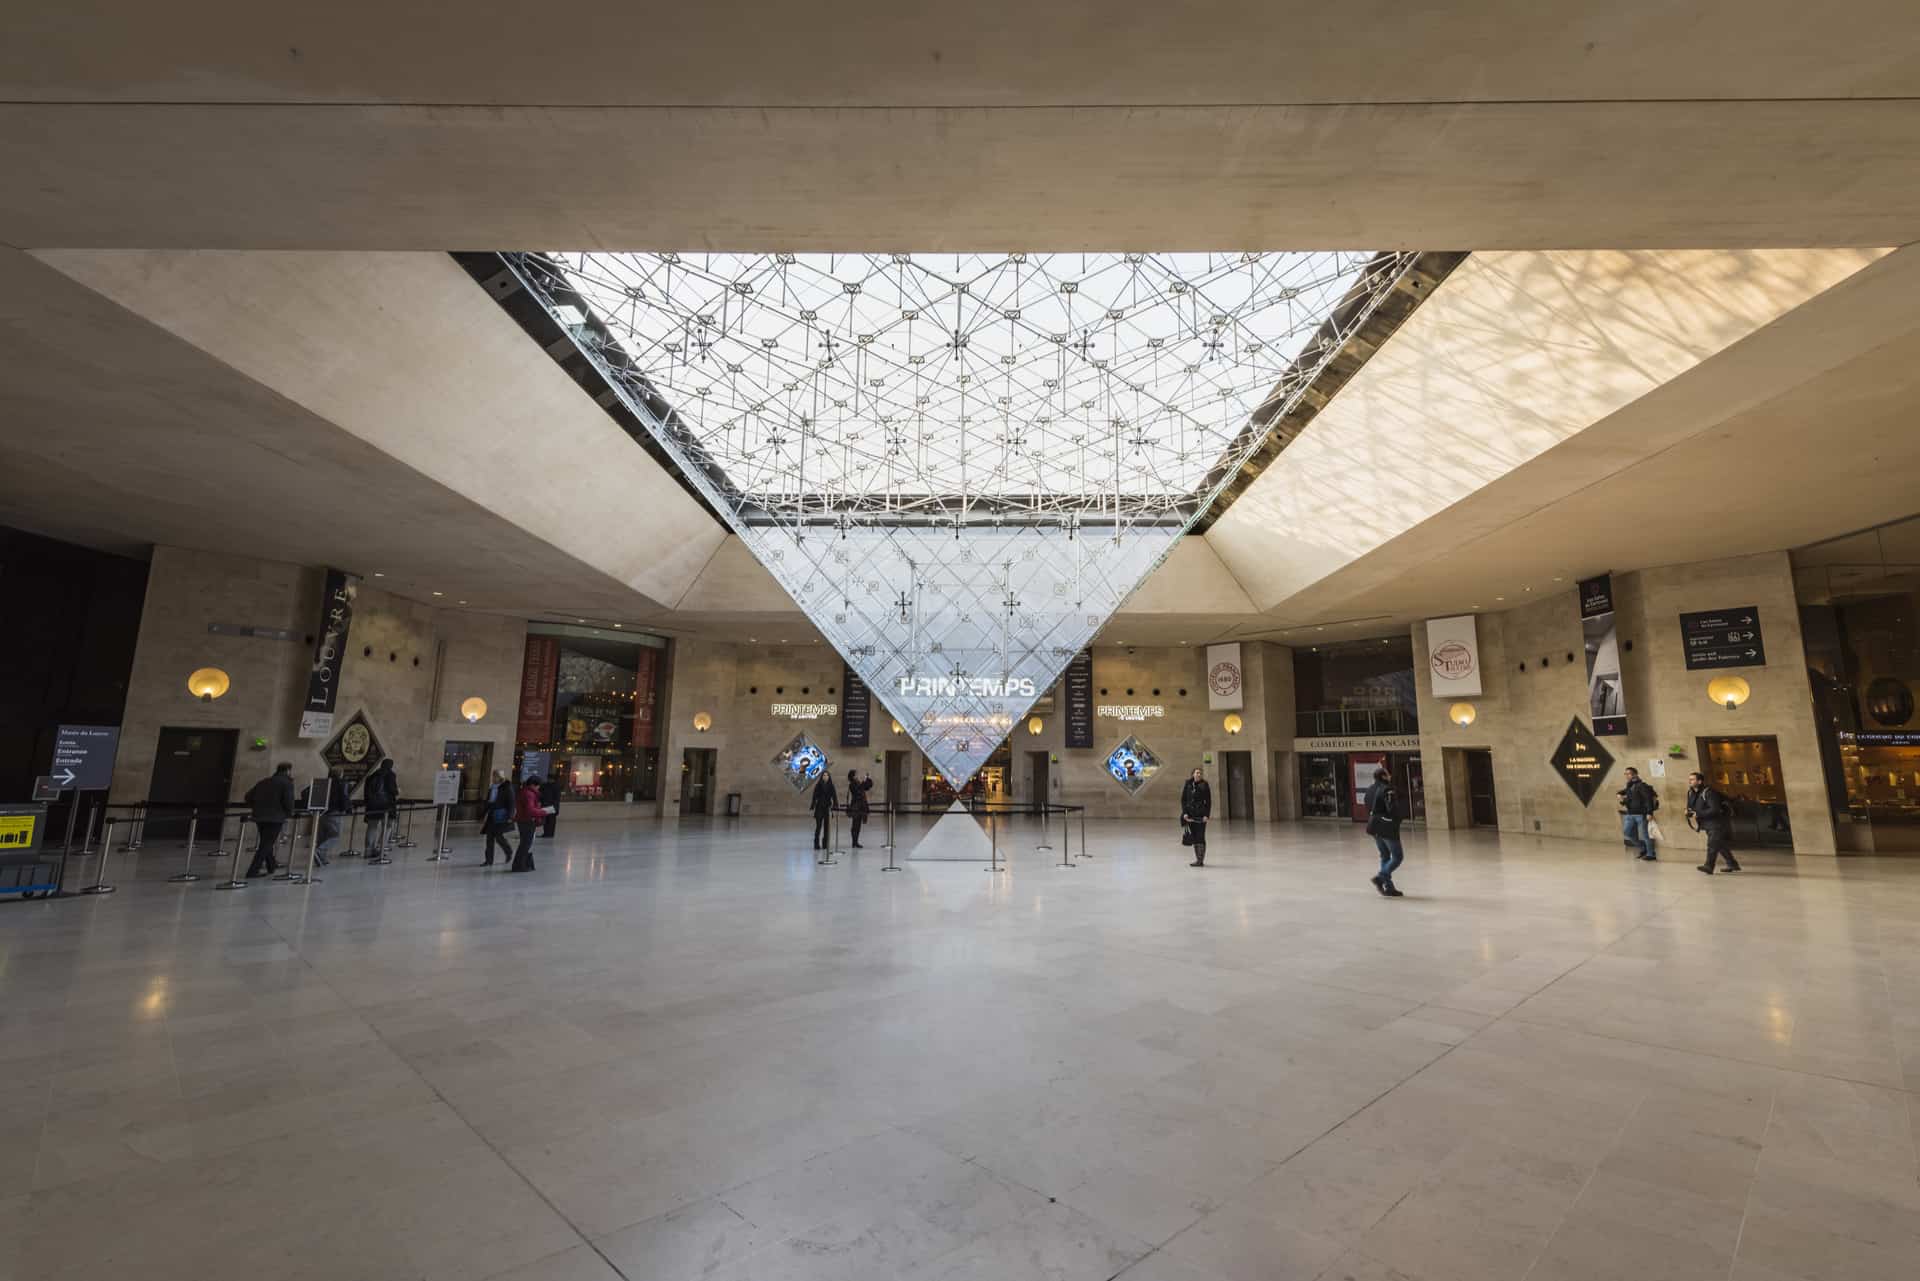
[[1548, 716, 1615, 806]]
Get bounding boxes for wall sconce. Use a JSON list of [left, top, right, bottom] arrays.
[[1222, 713, 1244, 735], [1449, 701, 1477, 727], [1707, 675, 1751, 711], [460, 696, 488, 723], [692, 711, 713, 732], [1027, 716, 1044, 736], [891, 719, 903, 735], [186, 667, 230, 702]]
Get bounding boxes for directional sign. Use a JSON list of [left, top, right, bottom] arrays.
[[51, 724, 121, 791], [1679, 607, 1767, 671]]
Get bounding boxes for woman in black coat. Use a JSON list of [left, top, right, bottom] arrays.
[[1181, 768, 1212, 867]]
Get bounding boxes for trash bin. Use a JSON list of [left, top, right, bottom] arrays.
[[725, 792, 742, 817]]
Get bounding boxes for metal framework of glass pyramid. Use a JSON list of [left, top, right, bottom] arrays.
[[506, 251, 1416, 784]]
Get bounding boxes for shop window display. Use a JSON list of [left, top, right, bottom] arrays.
[[514, 625, 666, 803]]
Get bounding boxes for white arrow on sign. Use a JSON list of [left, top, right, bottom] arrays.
[[54, 768, 76, 785]]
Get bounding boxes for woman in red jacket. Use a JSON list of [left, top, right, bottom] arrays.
[[510, 775, 546, 873]]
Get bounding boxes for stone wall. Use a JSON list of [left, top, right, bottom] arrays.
[[113, 546, 525, 807], [1413, 551, 1834, 854]]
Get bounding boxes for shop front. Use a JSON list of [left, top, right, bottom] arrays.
[[1295, 735, 1425, 823], [513, 623, 667, 806]]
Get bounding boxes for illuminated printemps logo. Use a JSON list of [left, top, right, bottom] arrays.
[[513, 249, 1417, 785], [1097, 704, 1165, 721], [772, 702, 838, 719], [898, 675, 1036, 699]]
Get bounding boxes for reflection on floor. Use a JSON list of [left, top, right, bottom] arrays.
[[3, 819, 1918, 1281]]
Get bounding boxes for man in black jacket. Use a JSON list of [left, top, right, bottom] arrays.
[[1618, 767, 1660, 861], [538, 774, 560, 839], [810, 772, 838, 850], [245, 762, 297, 877], [1362, 767, 1405, 897], [362, 758, 399, 859], [1686, 772, 1742, 875]]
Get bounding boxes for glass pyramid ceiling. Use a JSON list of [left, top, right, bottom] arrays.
[[508, 251, 1415, 784]]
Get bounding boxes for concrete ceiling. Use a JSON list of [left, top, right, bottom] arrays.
[[4, 3, 1920, 249]]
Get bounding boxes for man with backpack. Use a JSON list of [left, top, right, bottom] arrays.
[[1362, 766, 1405, 896], [361, 758, 400, 860], [1686, 771, 1743, 875], [1618, 766, 1661, 861]]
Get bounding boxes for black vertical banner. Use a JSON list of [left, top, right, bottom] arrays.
[[1578, 573, 1628, 737], [299, 568, 357, 738], [840, 663, 871, 748], [1064, 650, 1094, 749]]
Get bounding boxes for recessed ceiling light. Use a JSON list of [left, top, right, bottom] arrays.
[[612, 623, 622, 629], [432, 591, 443, 597], [1553, 576, 1564, 582], [1495, 596, 1505, 601], [458, 600, 467, 605], [373, 572, 384, 578]]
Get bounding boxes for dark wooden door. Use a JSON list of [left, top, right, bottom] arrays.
[[1466, 750, 1498, 827], [146, 727, 238, 839]]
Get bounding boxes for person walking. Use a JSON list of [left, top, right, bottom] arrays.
[[1686, 771, 1743, 875], [1363, 766, 1406, 897], [244, 762, 296, 878], [1618, 766, 1661, 861], [538, 773, 561, 839], [810, 771, 839, 850], [361, 758, 400, 859], [1181, 767, 1211, 867], [509, 774, 546, 873], [480, 769, 515, 867], [845, 769, 872, 848]]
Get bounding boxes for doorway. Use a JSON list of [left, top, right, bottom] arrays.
[[885, 750, 910, 810], [679, 747, 716, 816], [146, 727, 238, 839], [1027, 751, 1050, 815], [1697, 736, 1793, 848], [1222, 750, 1254, 820], [1465, 749, 1498, 827], [441, 740, 493, 821]]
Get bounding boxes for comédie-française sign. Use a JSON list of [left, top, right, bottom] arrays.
[[1292, 734, 1421, 753]]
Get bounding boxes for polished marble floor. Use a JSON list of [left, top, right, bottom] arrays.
[[3, 816, 1918, 1281]]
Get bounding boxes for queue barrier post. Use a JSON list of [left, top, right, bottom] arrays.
[[1057, 804, 1075, 869], [816, 807, 839, 866], [272, 815, 301, 881], [987, 810, 1003, 873], [168, 813, 203, 884], [215, 822, 250, 890], [79, 818, 118, 895], [881, 802, 899, 871], [423, 805, 451, 862]]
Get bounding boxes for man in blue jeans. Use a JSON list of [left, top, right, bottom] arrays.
[[1362, 767, 1405, 897], [1618, 766, 1660, 860]]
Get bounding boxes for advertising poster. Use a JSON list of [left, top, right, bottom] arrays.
[[633, 646, 659, 748], [516, 636, 561, 744], [841, 662, 870, 748], [1579, 574, 1628, 736], [1425, 615, 1483, 698], [1206, 643, 1245, 710], [299, 568, 357, 738], [1063, 650, 1094, 749]]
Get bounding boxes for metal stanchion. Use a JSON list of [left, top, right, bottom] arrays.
[[128, 804, 145, 851], [215, 822, 250, 890], [168, 813, 203, 883], [1079, 810, 1089, 861], [988, 811, 1003, 873], [79, 818, 118, 894], [366, 810, 393, 865], [817, 808, 839, 866], [286, 810, 322, 885], [423, 805, 451, 862], [79, 800, 100, 856], [272, 816, 301, 881], [396, 805, 417, 850], [1056, 805, 1075, 868], [341, 808, 359, 857], [882, 802, 900, 871]]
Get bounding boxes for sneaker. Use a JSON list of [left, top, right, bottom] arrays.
[[1370, 875, 1388, 896]]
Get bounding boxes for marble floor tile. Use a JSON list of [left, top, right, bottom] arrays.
[[0, 818, 1916, 1281]]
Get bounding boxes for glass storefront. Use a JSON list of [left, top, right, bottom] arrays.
[[1795, 514, 1920, 851], [514, 624, 667, 804], [1293, 637, 1420, 737], [1297, 750, 1424, 822]]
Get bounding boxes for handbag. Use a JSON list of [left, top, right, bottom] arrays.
[[1180, 823, 1196, 847], [1647, 817, 1665, 842]]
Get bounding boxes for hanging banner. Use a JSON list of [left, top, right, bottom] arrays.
[[632, 646, 659, 748], [1206, 643, 1245, 710], [840, 662, 871, 748], [1064, 650, 1094, 749], [299, 568, 358, 738], [515, 636, 561, 744], [1580, 574, 1628, 737], [1425, 614, 1483, 698]]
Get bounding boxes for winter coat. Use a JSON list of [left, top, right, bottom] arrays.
[[538, 778, 560, 810], [847, 777, 872, 818], [514, 783, 547, 824], [810, 776, 838, 817], [1363, 780, 1402, 836], [1181, 778, 1212, 821], [362, 766, 398, 811], [484, 781, 515, 832], [1620, 778, 1659, 815], [1687, 784, 1733, 837], [247, 772, 297, 822]]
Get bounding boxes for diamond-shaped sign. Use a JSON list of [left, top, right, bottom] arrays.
[[1104, 735, 1164, 795], [771, 732, 830, 792], [511, 251, 1416, 784], [1548, 717, 1615, 806]]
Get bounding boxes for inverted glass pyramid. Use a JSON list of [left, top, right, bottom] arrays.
[[508, 251, 1414, 784]]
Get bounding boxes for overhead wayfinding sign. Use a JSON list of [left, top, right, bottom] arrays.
[[1680, 607, 1766, 670], [51, 724, 120, 791]]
